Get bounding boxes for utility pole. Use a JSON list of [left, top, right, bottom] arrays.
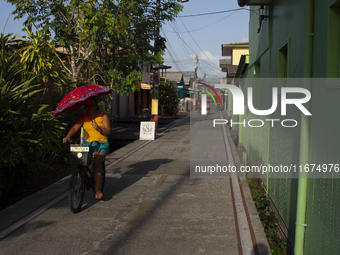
[[151, 0, 161, 133], [193, 55, 198, 111], [194, 55, 198, 79]]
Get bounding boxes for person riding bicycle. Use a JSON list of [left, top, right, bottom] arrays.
[[63, 97, 111, 199]]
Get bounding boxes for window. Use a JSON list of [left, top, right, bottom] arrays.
[[253, 60, 261, 106], [326, 1, 340, 88], [279, 44, 288, 78], [328, 1, 340, 78], [279, 41, 289, 88]]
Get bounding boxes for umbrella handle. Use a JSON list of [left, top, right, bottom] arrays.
[[86, 110, 94, 123], [86, 111, 105, 136]]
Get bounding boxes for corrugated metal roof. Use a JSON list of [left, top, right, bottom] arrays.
[[165, 72, 183, 83]]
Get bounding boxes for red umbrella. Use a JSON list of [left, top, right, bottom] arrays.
[[53, 84, 113, 118]]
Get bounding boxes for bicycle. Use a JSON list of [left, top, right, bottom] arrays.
[[67, 142, 106, 213]]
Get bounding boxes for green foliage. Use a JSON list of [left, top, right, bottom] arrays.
[[248, 178, 287, 254], [107, 70, 143, 95], [0, 33, 68, 199], [158, 82, 180, 116], [7, 0, 183, 94], [20, 27, 69, 89], [19, 27, 73, 109]]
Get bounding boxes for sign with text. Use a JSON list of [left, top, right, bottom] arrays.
[[139, 121, 155, 140]]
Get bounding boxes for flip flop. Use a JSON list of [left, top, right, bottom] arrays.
[[95, 192, 103, 200]]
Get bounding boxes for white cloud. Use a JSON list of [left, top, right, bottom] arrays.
[[197, 51, 224, 79], [199, 51, 220, 67]]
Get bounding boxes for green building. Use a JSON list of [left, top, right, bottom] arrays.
[[232, 0, 340, 254]]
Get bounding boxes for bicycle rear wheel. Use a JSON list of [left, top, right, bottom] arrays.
[[100, 161, 106, 193], [68, 166, 85, 213]]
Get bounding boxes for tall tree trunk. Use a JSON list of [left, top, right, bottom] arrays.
[[70, 45, 77, 83]]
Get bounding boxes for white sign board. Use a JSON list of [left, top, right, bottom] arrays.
[[139, 121, 155, 140]]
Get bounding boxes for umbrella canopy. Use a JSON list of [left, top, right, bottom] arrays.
[[53, 84, 113, 118]]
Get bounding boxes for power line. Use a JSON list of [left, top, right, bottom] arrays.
[[164, 10, 239, 33], [164, 20, 224, 79], [161, 27, 186, 71], [179, 17, 220, 69], [179, 8, 247, 17], [167, 21, 195, 60], [199, 61, 224, 78]]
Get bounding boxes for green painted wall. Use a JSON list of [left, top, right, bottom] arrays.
[[241, 0, 332, 250], [241, 0, 340, 253], [304, 1, 340, 253], [238, 77, 271, 168], [243, 2, 304, 239]]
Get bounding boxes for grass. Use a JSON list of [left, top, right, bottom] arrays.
[[247, 178, 287, 255]]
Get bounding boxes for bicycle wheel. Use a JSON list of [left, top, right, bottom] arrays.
[[68, 166, 85, 213], [100, 161, 106, 193]]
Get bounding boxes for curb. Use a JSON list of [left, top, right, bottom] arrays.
[[222, 111, 272, 255]]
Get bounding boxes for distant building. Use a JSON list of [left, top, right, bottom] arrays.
[[165, 72, 193, 98], [220, 41, 249, 84]]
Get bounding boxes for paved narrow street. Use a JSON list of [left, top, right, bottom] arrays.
[[0, 111, 270, 255]]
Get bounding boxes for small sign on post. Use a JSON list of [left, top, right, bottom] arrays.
[[139, 121, 155, 140]]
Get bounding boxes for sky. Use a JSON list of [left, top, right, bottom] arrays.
[[162, 0, 249, 82], [0, 0, 250, 83]]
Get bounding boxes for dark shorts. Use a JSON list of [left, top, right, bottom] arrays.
[[84, 141, 110, 156]]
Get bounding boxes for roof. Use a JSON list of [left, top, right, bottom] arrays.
[[165, 72, 183, 83], [222, 41, 249, 57], [222, 41, 249, 46], [152, 64, 172, 70]]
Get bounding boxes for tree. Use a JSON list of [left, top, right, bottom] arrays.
[[20, 27, 72, 107], [158, 82, 180, 116], [7, 0, 183, 93]]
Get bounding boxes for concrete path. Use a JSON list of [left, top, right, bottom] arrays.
[[0, 111, 271, 255]]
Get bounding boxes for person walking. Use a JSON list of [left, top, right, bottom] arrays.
[[63, 97, 111, 199]]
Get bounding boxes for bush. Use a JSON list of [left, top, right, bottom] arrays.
[[158, 82, 180, 116], [0, 33, 68, 199]]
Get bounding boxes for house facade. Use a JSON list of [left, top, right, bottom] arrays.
[[220, 41, 249, 84], [232, 0, 340, 254], [112, 63, 152, 118], [220, 42, 249, 133]]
